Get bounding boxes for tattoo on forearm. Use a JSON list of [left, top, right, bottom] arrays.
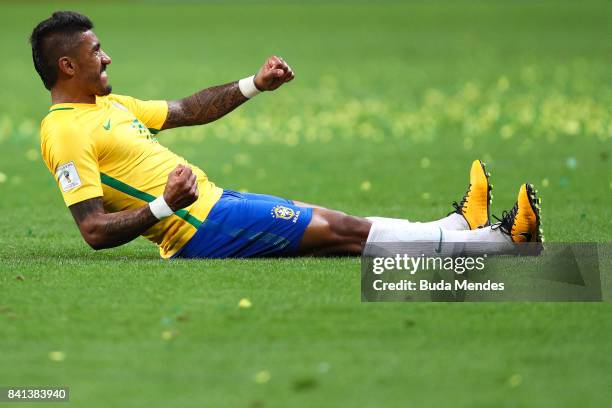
[[162, 81, 248, 129], [102, 207, 156, 239], [69, 198, 159, 249]]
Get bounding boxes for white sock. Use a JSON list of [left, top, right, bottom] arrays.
[[366, 213, 468, 231], [422, 213, 469, 231], [442, 226, 514, 255], [366, 216, 411, 227], [364, 221, 514, 258], [443, 227, 510, 244]]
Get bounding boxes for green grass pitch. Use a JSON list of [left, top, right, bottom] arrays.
[[1, 1, 611, 406]]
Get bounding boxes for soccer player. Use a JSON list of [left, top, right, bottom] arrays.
[[31, 12, 542, 260]]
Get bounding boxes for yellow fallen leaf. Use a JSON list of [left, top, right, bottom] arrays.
[[254, 370, 271, 384], [238, 298, 252, 309], [48, 351, 65, 362]]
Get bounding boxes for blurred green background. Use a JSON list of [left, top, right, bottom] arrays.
[[0, 1, 611, 407]]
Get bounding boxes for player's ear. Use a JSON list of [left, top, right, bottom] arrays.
[[58, 56, 77, 77]]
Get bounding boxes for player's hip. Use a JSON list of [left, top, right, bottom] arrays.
[[172, 189, 313, 259]]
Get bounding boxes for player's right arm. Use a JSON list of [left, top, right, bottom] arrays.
[[41, 121, 198, 250], [69, 198, 157, 250], [69, 165, 198, 250]]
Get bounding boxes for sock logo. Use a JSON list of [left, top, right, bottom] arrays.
[[435, 228, 443, 253]]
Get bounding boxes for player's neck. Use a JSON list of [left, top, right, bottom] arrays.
[[50, 86, 97, 105]]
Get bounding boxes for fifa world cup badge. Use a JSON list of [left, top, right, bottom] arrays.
[[56, 161, 82, 192]]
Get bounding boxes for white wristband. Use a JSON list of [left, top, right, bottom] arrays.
[[149, 196, 174, 220], [238, 75, 261, 99]]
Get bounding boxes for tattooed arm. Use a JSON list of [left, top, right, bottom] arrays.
[[69, 165, 199, 250], [162, 81, 248, 129], [162, 55, 295, 130], [69, 198, 159, 250]]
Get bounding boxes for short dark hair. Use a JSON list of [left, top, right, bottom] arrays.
[[30, 11, 93, 90]]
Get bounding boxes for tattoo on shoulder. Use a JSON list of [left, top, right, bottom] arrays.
[[163, 81, 248, 129]]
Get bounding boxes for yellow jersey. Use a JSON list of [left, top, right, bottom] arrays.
[[40, 94, 223, 258]]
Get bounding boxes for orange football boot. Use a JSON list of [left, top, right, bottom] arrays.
[[452, 159, 492, 229], [494, 183, 544, 243]]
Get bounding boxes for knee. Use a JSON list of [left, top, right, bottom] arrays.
[[326, 211, 370, 240], [301, 209, 371, 252]]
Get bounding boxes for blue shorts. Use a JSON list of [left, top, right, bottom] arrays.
[[173, 190, 313, 259]]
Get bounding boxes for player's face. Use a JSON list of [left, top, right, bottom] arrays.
[[74, 30, 112, 96]]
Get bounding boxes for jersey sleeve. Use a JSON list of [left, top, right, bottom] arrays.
[[41, 123, 103, 207], [109, 94, 168, 131]]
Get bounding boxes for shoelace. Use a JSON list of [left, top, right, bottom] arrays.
[[449, 184, 472, 216], [491, 203, 519, 235]]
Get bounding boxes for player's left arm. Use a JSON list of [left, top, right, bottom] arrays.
[[162, 56, 294, 130]]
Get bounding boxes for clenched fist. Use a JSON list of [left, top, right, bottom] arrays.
[[163, 164, 199, 211], [253, 55, 295, 92]]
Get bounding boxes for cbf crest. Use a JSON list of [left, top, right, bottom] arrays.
[[271, 205, 300, 223], [131, 118, 158, 142]]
